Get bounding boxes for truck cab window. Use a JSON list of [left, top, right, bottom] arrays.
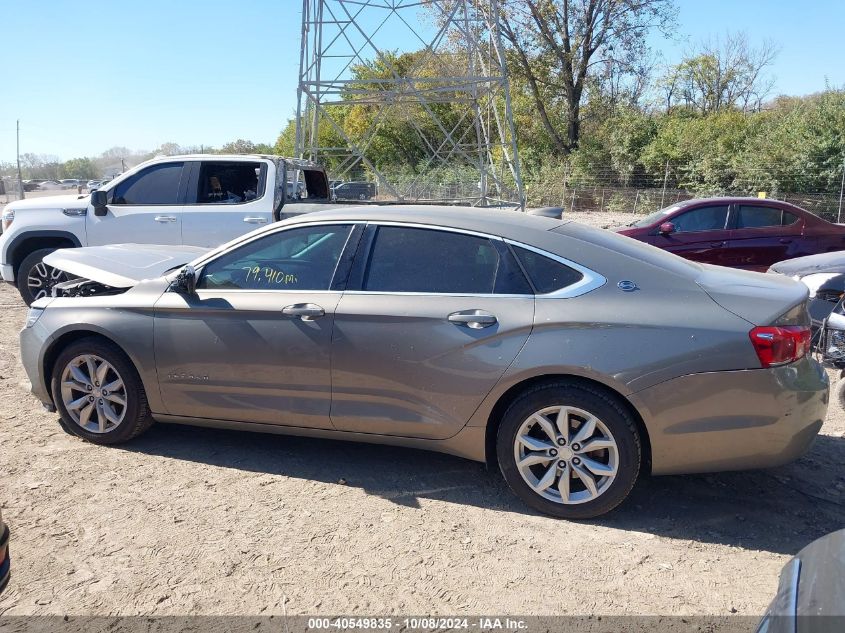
[[195, 161, 265, 205]]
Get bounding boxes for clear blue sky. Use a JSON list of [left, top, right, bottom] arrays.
[[2, 0, 844, 163]]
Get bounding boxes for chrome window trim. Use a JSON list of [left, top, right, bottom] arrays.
[[187, 218, 605, 299], [504, 239, 606, 299]]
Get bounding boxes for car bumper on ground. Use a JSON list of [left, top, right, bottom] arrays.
[[632, 355, 829, 475], [0, 511, 9, 594]]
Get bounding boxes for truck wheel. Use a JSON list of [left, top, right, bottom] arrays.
[[16, 248, 67, 306]]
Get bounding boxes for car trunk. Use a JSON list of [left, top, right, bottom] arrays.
[[696, 263, 809, 326]]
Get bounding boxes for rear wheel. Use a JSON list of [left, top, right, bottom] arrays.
[[16, 248, 66, 305], [51, 338, 154, 445], [497, 382, 641, 519]]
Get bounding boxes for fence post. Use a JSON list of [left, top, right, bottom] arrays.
[[838, 157, 845, 223], [570, 187, 576, 213], [599, 188, 605, 212], [633, 190, 640, 214], [560, 164, 570, 208], [661, 159, 669, 208]]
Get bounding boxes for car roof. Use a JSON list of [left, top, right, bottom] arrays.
[[670, 196, 806, 211], [283, 204, 565, 239]]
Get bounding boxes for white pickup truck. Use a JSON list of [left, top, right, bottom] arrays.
[[0, 154, 330, 304]]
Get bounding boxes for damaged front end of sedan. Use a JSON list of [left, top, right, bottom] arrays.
[[42, 244, 210, 299], [51, 276, 125, 298]]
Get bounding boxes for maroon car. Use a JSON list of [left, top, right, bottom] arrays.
[[614, 197, 845, 271]]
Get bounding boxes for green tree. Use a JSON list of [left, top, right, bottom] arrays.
[[499, 0, 676, 154], [59, 157, 97, 180]]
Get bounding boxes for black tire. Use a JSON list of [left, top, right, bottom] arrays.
[[16, 248, 66, 306], [496, 381, 641, 519], [50, 337, 154, 445]]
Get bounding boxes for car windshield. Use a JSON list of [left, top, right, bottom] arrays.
[[631, 204, 683, 227]]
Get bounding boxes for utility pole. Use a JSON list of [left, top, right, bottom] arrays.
[[16, 119, 25, 200], [838, 156, 845, 223]]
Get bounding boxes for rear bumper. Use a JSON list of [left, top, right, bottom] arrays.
[[632, 355, 829, 475]]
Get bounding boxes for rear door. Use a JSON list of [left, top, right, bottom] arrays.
[[330, 224, 535, 440], [723, 203, 804, 270], [653, 204, 732, 265], [86, 162, 186, 246], [180, 159, 273, 248]]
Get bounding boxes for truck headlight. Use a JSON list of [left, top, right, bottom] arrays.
[[2, 209, 13, 232], [24, 307, 44, 328]]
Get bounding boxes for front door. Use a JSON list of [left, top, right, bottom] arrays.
[[154, 223, 357, 428], [330, 225, 535, 440], [180, 160, 275, 248], [85, 161, 185, 246], [652, 203, 732, 266]]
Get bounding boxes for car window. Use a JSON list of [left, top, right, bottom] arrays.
[[195, 161, 265, 204], [736, 205, 792, 229], [512, 245, 584, 294], [671, 205, 729, 233], [111, 163, 184, 205], [363, 227, 503, 294], [198, 224, 353, 291]]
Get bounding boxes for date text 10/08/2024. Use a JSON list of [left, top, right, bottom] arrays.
[[306, 617, 528, 631]]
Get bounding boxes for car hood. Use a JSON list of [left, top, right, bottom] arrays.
[[696, 264, 809, 325], [44, 244, 209, 287], [769, 251, 845, 277], [6, 194, 89, 210]]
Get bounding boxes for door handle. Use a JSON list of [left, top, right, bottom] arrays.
[[779, 238, 792, 244], [154, 215, 177, 223], [709, 241, 725, 247], [448, 310, 497, 329], [282, 303, 325, 321], [243, 216, 269, 224]]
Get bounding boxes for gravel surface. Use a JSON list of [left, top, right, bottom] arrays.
[[0, 210, 843, 618]]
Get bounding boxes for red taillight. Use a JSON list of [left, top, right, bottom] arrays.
[[749, 326, 812, 368]]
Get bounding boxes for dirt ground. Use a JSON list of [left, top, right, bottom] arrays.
[[0, 210, 844, 618]]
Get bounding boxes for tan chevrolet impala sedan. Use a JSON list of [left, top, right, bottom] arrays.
[[19, 206, 828, 519]]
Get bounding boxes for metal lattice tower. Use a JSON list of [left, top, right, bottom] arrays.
[[295, 0, 524, 207]]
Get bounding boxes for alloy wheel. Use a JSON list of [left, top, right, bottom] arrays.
[[513, 405, 619, 505], [27, 261, 66, 301], [59, 354, 128, 434]]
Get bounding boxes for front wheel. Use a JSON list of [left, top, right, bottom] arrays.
[[51, 338, 154, 445], [16, 248, 66, 305], [497, 382, 641, 519]]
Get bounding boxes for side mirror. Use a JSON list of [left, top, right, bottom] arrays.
[[173, 265, 196, 295], [658, 221, 675, 235], [91, 190, 108, 216]]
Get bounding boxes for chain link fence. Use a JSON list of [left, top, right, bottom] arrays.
[[0, 178, 24, 205]]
